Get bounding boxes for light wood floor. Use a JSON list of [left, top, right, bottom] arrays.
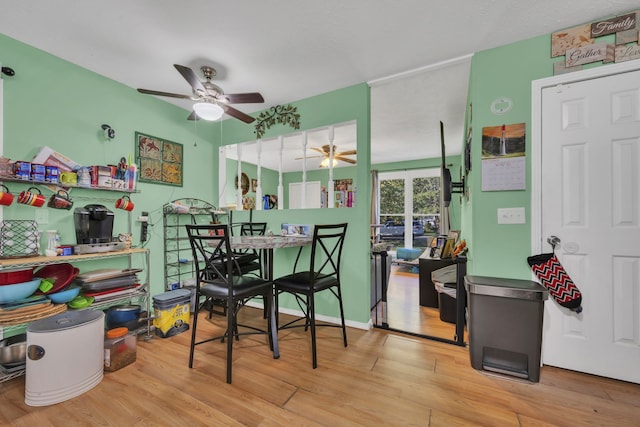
[[1, 305, 639, 426], [375, 264, 461, 341]]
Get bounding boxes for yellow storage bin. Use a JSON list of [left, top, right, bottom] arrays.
[[152, 289, 190, 338]]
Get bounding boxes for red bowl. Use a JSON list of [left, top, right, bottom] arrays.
[[0, 268, 34, 286], [34, 263, 80, 294]]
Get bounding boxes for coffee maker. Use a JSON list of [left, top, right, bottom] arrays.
[[74, 204, 115, 244]]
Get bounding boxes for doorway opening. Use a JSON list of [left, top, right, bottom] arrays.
[[372, 168, 465, 344]]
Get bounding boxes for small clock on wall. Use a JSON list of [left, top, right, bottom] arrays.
[[490, 97, 513, 115]]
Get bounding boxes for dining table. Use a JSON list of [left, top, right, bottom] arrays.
[[229, 234, 312, 358]]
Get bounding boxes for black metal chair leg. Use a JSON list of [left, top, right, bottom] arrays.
[[189, 299, 200, 368], [337, 288, 348, 347], [309, 293, 318, 369], [226, 297, 234, 384]]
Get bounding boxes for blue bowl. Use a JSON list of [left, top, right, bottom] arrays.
[[48, 286, 81, 304], [0, 278, 41, 304]]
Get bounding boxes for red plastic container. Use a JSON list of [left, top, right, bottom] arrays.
[[33, 263, 79, 294], [0, 268, 34, 286]]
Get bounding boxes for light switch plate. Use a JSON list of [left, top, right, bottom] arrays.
[[497, 207, 525, 224]]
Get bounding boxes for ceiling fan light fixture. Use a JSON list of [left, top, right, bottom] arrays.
[[319, 157, 338, 168], [193, 101, 224, 121]]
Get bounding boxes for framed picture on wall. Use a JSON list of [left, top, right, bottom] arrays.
[[135, 132, 183, 187]]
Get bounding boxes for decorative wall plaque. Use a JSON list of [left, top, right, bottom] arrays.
[[591, 12, 636, 38], [136, 132, 183, 187], [565, 42, 608, 67], [615, 43, 640, 63], [551, 24, 593, 58]]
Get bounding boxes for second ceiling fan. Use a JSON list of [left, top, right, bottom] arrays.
[[298, 144, 357, 166], [137, 64, 264, 123]]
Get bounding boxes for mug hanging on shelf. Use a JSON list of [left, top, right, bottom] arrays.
[[115, 195, 134, 211], [47, 190, 73, 210], [0, 185, 14, 206], [18, 187, 46, 207]]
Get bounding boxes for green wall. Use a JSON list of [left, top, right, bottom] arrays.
[[0, 34, 373, 326], [4, 14, 624, 325], [465, 28, 618, 279], [0, 33, 218, 300], [220, 84, 372, 325]]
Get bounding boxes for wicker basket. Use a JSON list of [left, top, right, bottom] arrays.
[[0, 220, 39, 259]]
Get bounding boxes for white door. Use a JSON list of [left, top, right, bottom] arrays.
[[540, 68, 640, 383]]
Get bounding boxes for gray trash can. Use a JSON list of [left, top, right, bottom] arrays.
[[432, 264, 458, 324], [464, 275, 548, 382]]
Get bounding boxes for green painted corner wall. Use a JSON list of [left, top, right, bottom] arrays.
[[464, 28, 618, 279], [0, 33, 218, 300]]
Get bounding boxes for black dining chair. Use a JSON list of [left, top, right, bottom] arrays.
[[236, 222, 267, 277], [204, 221, 267, 318], [274, 223, 348, 368], [186, 224, 279, 384]]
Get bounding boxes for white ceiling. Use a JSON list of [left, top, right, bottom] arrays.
[[1, 1, 637, 167]]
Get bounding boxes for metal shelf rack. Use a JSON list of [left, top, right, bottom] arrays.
[[162, 198, 224, 291], [0, 248, 150, 383]]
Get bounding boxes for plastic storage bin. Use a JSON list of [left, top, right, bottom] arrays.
[[153, 289, 190, 338], [104, 327, 137, 372], [464, 275, 548, 382]]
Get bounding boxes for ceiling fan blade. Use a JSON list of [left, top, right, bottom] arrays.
[[310, 147, 327, 154], [137, 88, 195, 100], [335, 156, 357, 164], [222, 105, 255, 124], [294, 155, 325, 160], [335, 150, 357, 156], [187, 110, 199, 121], [174, 64, 207, 95], [220, 92, 265, 104]]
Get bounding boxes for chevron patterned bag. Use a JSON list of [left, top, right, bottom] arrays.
[[527, 253, 583, 313]]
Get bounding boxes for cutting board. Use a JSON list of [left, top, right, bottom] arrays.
[[76, 268, 142, 283], [0, 302, 67, 325]]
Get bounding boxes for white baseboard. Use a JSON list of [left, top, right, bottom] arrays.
[[245, 301, 372, 330]]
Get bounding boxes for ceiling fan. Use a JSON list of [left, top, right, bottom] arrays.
[[297, 145, 357, 166], [137, 64, 264, 124]]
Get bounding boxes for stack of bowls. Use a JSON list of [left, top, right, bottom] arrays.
[[0, 278, 41, 304]]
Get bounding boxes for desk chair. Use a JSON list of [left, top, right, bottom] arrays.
[[274, 223, 348, 368], [186, 224, 279, 384]]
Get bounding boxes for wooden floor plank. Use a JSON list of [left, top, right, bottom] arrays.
[[2, 269, 640, 426]]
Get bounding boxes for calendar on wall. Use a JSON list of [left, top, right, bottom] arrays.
[[481, 123, 526, 191]]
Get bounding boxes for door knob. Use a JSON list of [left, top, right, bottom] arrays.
[[547, 235, 561, 251]]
